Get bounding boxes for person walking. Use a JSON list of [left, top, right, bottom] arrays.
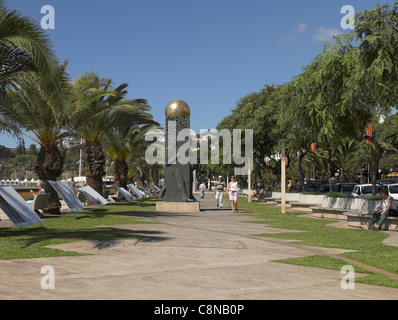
[[68, 176, 76, 191], [225, 176, 240, 213], [214, 176, 225, 208], [199, 182, 206, 199], [159, 177, 165, 189]]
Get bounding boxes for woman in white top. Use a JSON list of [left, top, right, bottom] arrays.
[[363, 187, 398, 230], [225, 176, 240, 213]]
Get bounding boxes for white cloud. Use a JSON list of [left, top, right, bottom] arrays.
[[281, 23, 307, 41], [313, 27, 341, 42], [280, 24, 341, 45], [294, 23, 307, 34]]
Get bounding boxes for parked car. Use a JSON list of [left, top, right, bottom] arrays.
[[307, 180, 328, 192], [319, 184, 337, 193], [351, 184, 380, 198], [335, 183, 357, 196], [386, 183, 398, 200]]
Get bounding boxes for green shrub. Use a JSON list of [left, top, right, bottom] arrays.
[[363, 195, 382, 201], [326, 192, 349, 198], [301, 191, 322, 195]]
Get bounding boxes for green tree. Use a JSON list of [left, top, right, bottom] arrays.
[[0, 64, 71, 212], [352, 2, 398, 191], [333, 138, 360, 182], [217, 85, 283, 186], [70, 73, 153, 195], [277, 75, 321, 189], [28, 143, 38, 155], [16, 137, 25, 154], [104, 123, 159, 190], [0, 0, 63, 112], [0, 144, 14, 163]]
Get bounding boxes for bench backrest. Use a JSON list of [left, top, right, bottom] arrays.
[[298, 194, 326, 205], [271, 192, 281, 199], [359, 200, 380, 215], [321, 197, 364, 210], [262, 190, 272, 198], [32, 193, 50, 210], [285, 193, 301, 202]]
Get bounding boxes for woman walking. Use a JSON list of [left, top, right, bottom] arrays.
[[226, 176, 240, 213]]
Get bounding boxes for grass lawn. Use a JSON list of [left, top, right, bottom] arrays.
[[0, 198, 157, 260], [3, 194, 398, 289], [237, 198, 398, 289]]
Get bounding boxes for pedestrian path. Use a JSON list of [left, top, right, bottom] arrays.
[[0, 192, 397, 300]]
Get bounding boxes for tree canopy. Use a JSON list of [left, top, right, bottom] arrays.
[[216, 1, 398, 193]]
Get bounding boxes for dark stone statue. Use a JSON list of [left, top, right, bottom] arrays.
[[158, 100, 196, 203]]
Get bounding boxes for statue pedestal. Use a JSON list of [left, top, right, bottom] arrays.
[[156, 202, 200, 213]]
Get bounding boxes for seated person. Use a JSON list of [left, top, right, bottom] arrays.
[[251, 188, 261, 201], [27, 182, 45, 205], [362, 187, 398, 230]]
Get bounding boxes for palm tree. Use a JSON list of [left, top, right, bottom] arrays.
[[0, 64, 71, 213], [334, 138, 359, 182], [305, 148, 329, 180], [70, 73, 155, 195], [0, 0, 61, 103], [103, 123, 159, 190], [128, 157, 150, 188]]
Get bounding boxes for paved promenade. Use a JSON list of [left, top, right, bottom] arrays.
[[0, 192, 398, 300]]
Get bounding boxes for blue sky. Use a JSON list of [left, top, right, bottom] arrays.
[[1, 0, 395, 147]]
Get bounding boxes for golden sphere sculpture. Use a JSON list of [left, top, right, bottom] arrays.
[[165, 99, 191, 117]]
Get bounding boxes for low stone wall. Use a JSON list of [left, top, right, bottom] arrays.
[[312, 199, 379, 219], [262, 191, 397, 230]]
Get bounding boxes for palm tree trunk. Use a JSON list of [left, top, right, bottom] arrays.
[[372, 150, 383, 195], [34, 145, 64, 214], [298, 151, 306, 192], [114, 159, 128, 189], [82, 142, 106, 196], [150, 166, 159, 189], [134, 171, 143, 188], [326, 142, 333, 192], [365, 134, 384, 195]]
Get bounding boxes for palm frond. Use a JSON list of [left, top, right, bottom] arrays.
[[0, 64, 71, 147], [70, 74, 159, 143], [0, 2, 64, 109]]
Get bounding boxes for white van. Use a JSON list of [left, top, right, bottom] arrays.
[[351, 184, 380, 198], [387, 184, 398, 200]]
